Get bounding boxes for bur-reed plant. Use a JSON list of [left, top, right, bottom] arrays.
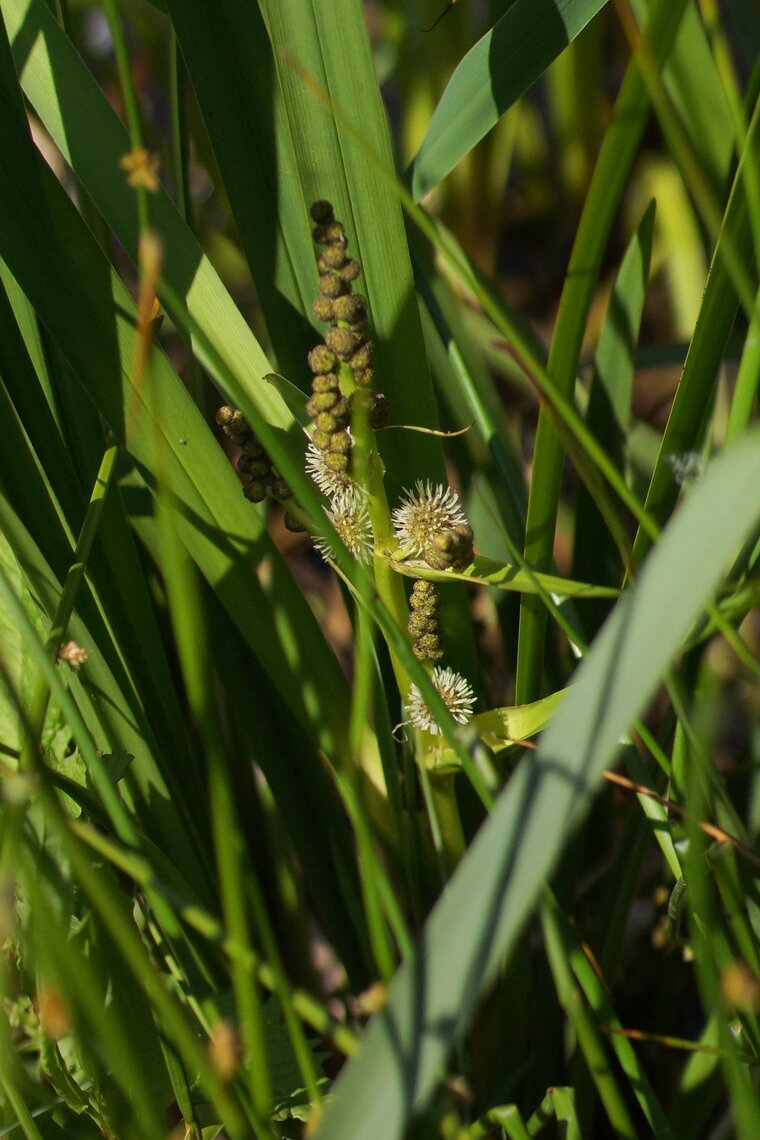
[[2, 0, 760, 1138]]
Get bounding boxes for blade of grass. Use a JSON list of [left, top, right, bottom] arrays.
[[0, 63, 352, 755], [572, 200, 655, 609], [161, 0, 317, 381], [0, 272, 211, 836], [2, 0, 290, 432], [630, 94, 760, 567], [156, 515, 275, 1137], [630, 0, 734, 192], [0, 50, 374, 976], [408, 0, 613, 201], [515, 0, 690, 704], [386, 554, 620, 598], [542, 888, 674, 1138], [681, 754, 760, 1140], [259, 0, 445, 505]]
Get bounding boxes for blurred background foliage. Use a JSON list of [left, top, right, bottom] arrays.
[[3, 0, 760, 1138]]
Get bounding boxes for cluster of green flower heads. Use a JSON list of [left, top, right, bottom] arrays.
[[408, 580, 444, 662], [302, 201, 476, 733], [305, 200, 388, 495], [215, 406, 291, 505]]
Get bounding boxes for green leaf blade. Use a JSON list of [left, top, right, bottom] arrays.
[[409, 0, 612, 202]]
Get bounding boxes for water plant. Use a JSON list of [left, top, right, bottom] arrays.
[[2, 1, 760, 1138]]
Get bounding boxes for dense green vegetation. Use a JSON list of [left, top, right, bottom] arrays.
[[2, 1, 760, 1137]]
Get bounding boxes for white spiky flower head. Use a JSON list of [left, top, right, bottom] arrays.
[[405, 666, 476, 735], [315, 490, 373, 565], [305, 442, 355, 498], [392, 481, 469, 556]]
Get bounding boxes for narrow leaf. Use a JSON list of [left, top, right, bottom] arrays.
[[410, 0, 612, 201]]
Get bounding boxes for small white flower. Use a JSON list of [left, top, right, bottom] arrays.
[[305, 442, 355, 498], [392, 481, 468, 555], [315, 490, 373, 565], [405, 666, 476, 735], [665, 451, 704, 486]]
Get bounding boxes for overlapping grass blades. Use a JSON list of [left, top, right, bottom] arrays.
[[315, 433, 760, 1140], [409, 0, 612, 201]]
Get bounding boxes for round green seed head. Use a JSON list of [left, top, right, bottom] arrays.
[[241, 438, 265, 459], [314, 411, 339, 433], [269, 477, 292, 500], [215, 405, 235, 427], [338, 258, 361, 283], [348, 340, 373, 371], [308, 344, 338, 375], [330, 397, 351, 426], [423, 546, 453, 571], [284, 511, 307, 533], [316, 271, 344, 298], [408, 612, 434, 637], [352, 367, 374, 389], [244, 479, 268, 503], [325, 326, 359, 358], [246, 458, 272, 479], [327, 431, 352, 454], [323, 449, 350, 473], [323, 220, 347, 245], [413, 634, 444, 662], [221, 409, 249, 439], [317, 273, 344, 299], [333, 294, 367, 323], [311, 429, 332, 450], [310, 200, 334, 224], [412, 579, 437, 599], [312, 296, 335, 323], [318, 246, 347, 271], [410, 580, 441, 619], [424, 524, 474, 571], [306, 390, 339, 416], [412, 598, 440, 621], [311, 372, 340, 393]]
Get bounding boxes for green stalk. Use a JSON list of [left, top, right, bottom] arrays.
[[0, 1034, 46, 1140], [148, 337, 274, 1131], [424, 768, 466, 874], [168, 26, 190, 224], [153, 267, 492, 809], [100, 0, 151, 234], [726, 294, 760, 442], [344, 340, 470, 871], [542, 887, 673, 1137], [14, 445, 146, 847], [541, 892, 638, 1138]]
